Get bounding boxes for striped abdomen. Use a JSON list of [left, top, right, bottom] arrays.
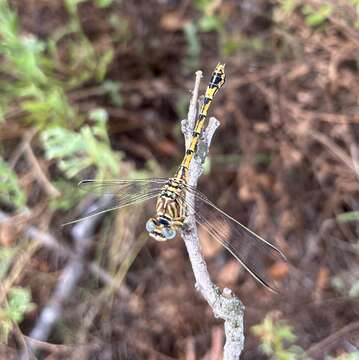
[[175, 63, 226, 181]]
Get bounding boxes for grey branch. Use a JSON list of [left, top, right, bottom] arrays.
[[27, 198, 110, 345], [180, 70, 245, 359], [29, 196, 122, 343], [0, 209, 127, 299]]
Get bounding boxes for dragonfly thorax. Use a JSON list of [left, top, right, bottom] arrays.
[[146, 178, 187, 242]]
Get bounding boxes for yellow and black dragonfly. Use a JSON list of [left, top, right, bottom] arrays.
[[66, 64, 287, 292]]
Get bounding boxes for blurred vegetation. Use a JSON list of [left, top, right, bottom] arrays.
[[0, 0, 126, 207], [0, 0, 125, 345], [0, 286, 35, 343], [252, 315, 359, 360], [252, 314, 309, 359]]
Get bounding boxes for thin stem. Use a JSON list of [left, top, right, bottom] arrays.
[[180, 70, 245, 359]]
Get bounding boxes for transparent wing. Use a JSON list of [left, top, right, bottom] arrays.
[[78, 178, 168, 194], [63, 179, 165, 226], [182, 186, 287, 293]]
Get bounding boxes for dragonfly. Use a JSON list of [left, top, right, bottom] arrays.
[[67, 64, 287, 292]]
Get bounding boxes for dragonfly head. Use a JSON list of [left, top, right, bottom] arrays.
[[146, 217, 176, 242]]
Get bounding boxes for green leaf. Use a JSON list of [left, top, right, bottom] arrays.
[[0, 247, 16, 281], [89, 108, 109, 124], [349, 0, 359, 13], [337, 211, 359, 223], [280, 0, 297, 13], [303, 4, 333, 27], [49, 180, 85, 211], [96, 48, 114, 81], [198, 15, 223, 32], [0, 106, 4, 123], [94, 0, 113, 8], [64, 0, 87, 15], [194, 0, 214, 12], [251, 314, 308, 359], [0, 158, 26, 209], [6, 287, 35, 323], [41, 121, 121, 179], [277, 349, 297, 360], [222, 39, 239, 56], [103, 80, 123, 107], [276, 322, 296, 342], [0, 287, 35, 343]]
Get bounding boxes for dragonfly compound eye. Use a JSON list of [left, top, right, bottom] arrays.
[[146, 219, 157, 233], [162, 227, 176, 240]]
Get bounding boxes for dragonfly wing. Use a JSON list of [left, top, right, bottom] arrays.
[[182, 188, 286, 293], [78, 178, 167, 195], [63, 180, 164, 226]]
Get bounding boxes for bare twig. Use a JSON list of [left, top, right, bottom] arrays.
[[180, 70, 245, 359], [9, 127, 61, 198], [24, 335, 100, 354], [20, 199, 111, 358], [309, 130, 355, 172], [26, 196, 120, 348], [1, 197, 130, 358], [350, 144, 359, 181], [0, 210, 129, 299], [23, 142, 61, 198], [306, 320, 359, 357]]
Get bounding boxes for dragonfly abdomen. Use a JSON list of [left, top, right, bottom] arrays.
[[175, 63, 226, 181]]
